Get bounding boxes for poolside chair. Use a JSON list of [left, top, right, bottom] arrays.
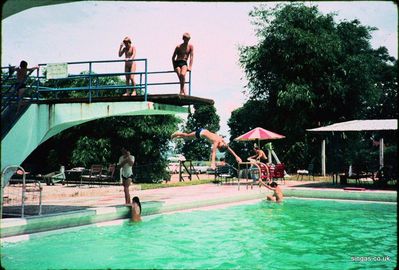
[[215, 164, 236, 185], [273, 163, 285, 184], [373, 166, 395, 187], [43, 166, 66, 185], [297, 163, 314, 181], [80, 164, 103, 186], [100, 164, 116, 183]]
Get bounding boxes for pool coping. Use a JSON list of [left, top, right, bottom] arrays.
[[1, 187, 396, 240]]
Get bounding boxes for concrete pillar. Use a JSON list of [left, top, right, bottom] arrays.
[[379, 138, 384, 169], [321, 139, 326, 176]]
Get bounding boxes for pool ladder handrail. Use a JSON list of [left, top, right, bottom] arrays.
[[237, 161, 263, 190], [1, 165, 43, 218]]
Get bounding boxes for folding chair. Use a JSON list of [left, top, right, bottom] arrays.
[[81, 164, 103, 187]]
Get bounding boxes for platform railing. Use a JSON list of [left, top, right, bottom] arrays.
[[34, 59, 149, 103], [1, 67, 37, 114], [1, 58, 191, 105]]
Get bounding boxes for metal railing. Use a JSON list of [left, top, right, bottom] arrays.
[[1, 67, 36, 113], [1, 58, 192, 110], [1, 165, 43, 218]]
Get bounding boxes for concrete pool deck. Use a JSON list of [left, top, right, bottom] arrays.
[[1, 179, 397, 239]]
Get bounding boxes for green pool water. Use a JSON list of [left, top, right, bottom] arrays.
[[1, 198, 397, 270]]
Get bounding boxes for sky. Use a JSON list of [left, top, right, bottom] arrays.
[[2, 1, 397, 137]]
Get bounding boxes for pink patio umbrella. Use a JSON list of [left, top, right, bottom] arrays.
[[234, 127, 285, 163], [234, 127, 285, 146]]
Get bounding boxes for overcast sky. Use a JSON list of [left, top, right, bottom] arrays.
[[2, 1, 397, 137]]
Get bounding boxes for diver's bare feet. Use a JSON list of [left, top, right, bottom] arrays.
[[123, 92, 130, 96], [131, 91, 137, 96]]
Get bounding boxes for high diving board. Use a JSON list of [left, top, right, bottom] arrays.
[[34, 94, 214, 107]]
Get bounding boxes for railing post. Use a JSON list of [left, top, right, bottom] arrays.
[[35, 67, 40, 100], [139, 73, 142, 95], [144, 59, 148, 102], [89, 62, 92, 103], [188, 70, 192, 96]]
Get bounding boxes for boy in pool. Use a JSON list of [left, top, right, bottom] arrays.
[[171, 128, 242, 169], [131, 196, 142, 222], [259, 180, 283, 203]]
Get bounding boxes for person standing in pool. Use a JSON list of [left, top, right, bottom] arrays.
[[118, 147, 135, 204], [131, 196, 142, 222], [171, 128, 242, 169], [118, 36, 137, 96], [259, 180, 283, 203], [172, 32, 194, 95]]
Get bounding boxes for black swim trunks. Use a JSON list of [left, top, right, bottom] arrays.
[[122, 175, 133, 180], [195, 128, 204, 139], [14, 82, 26, 92], [173, 60, 188, 69]]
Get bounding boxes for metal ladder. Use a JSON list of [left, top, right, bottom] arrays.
[[1, 165, 42, 218]]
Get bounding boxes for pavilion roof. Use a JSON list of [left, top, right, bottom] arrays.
[[307, 119, 397, 132]]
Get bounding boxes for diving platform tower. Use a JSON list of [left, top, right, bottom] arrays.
[[1, 59, 214, 186]]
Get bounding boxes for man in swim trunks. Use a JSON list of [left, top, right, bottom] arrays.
[[248, 145, 268, 163], [9, 60, 39, 113], [259, 180, 284, 203], [118, 147, 135, 204], [171, 128, 242, 169], [118, 36, 137, 96], [172, 32, 194, 95]]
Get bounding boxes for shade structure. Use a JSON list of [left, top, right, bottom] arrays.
[[306, 119, 397, 175], [234, 127, 285, 142], [306, 119, 397, 132]]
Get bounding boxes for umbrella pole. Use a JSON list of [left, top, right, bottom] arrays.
[[267, 142, 272, 164]]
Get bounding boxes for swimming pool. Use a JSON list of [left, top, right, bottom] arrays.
[[1, 198, 396, 269]]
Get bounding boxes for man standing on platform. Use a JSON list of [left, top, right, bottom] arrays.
[[172, 32, 194, 95], [118, 36, 137, 96]]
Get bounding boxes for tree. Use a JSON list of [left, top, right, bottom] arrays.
[[231, 3, 397, 173], [71, 137, 111, 167], [182, 104, 220, 161]]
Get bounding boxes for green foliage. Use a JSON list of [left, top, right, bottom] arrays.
[[182, 104, 220, 161], [71, 137, 111, 167], [46, 149, 61, 172], [231, 3, 397, 173], [40, 71, 127, 99], [227, 100, 270, 163]]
